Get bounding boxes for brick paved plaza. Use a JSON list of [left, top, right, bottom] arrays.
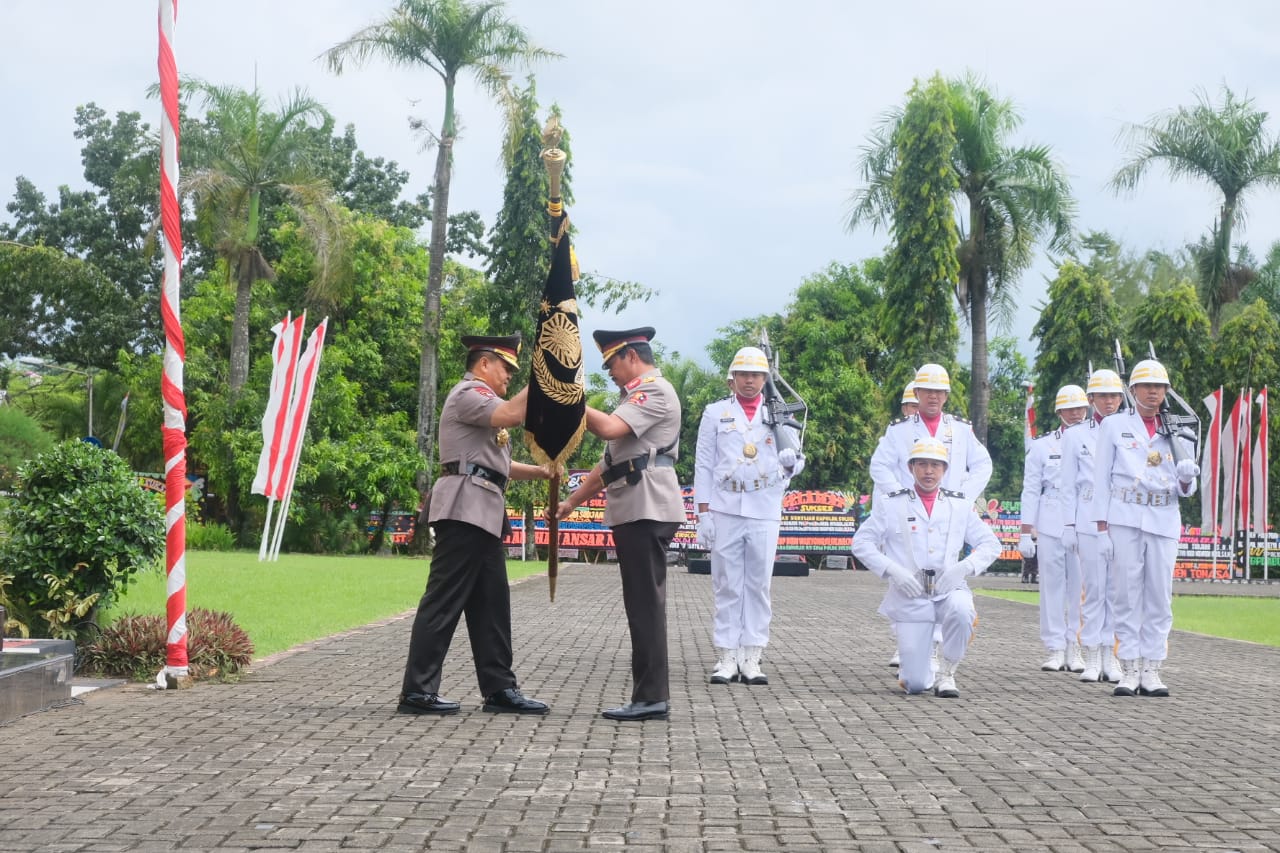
[[1, 566, 1278, 852]]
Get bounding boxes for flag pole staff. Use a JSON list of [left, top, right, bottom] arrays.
[[541, 137, 567, 601], [156, 0, 189, 687]]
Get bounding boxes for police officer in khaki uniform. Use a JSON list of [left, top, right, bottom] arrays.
[[398, 333, 555, 716], [555, 327, 686, 721]]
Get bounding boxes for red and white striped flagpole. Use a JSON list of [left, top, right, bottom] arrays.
[[157, 0, 188, 684]]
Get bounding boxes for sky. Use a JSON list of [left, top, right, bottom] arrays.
[[5, 1, 1280, 371]]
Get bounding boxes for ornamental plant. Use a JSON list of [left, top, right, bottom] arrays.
[[0, 441, 164, 639], [81, 608, 254, 682]]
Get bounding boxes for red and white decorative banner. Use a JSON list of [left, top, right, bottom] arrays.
[[1023, 383, 1036, 452], [1200, 387, 1222, 534], [266, 318, 328, 560], [1221, 390, 1245, 545], [157, 0, 188, 679], [1253, 386, 1269, 533]]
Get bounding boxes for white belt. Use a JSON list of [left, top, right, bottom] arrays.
[[722, 473, 781, 493], [1111, 487, 1174, 507]]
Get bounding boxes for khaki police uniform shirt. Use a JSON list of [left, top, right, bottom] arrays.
[[428, 373, 510, 538], [601, 367, 686, 527]]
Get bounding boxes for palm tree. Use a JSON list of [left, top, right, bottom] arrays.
[[1111, 85, 1280, 333], [322, 0, 559, 516], [850, 74, 1075, 444], [181, 81, 342, 394]]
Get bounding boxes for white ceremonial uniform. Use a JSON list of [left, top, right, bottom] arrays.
[[694, 395, 795, 649], [1021, 426, 1083, 653], [1057, 418, 1112, 649], [851, 487, 1001, 693], [870, 414, 992, 503], [1091, 411, 1196, 662]]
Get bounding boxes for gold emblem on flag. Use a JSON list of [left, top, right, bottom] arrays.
[[1146, 450, 1161, 467], [496, 428, 510, 447], [743, 442, 757, 458]]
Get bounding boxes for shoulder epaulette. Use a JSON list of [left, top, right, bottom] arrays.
[[888, 415, 908, 426], [946, 413, 972, 425], [941, 488, 965, 499], [886, 487, 911, 497], [1104, 409, 1126, 419], [1033, 431, 1051, 440]]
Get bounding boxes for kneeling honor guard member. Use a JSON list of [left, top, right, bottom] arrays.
[[556, 328, 685, 721], [398, 333, 555, 716], [852, 438, 1001, 698]]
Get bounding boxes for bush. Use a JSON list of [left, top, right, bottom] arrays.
[[1, 441, 165, 638], [187, 521, 236, 551], [0, 406, 55, 492], [80, 608, 255, 682]]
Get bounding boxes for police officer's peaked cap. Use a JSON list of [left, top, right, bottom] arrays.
[[462, 332, 521, 369], [593, 327, 655, 366]]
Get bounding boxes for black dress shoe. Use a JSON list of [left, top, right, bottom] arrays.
[[483, 687, 550, 715], [601, 700, 669, 721], [397, 693, 460, 715]]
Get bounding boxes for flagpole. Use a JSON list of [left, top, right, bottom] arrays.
[[541, 142, 567, 601]]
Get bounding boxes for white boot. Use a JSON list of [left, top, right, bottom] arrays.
[[1078, 645, 1102, 682], [888, 650, 900, 668], [738, 646, 768, 685], [1066, 643, 1087, 673], [1040, 649, 1066, 672], [1113, 658, 1142, 697], [709, 647, 738, 685], [1101, 646, 1122, 682], [1138, 659, 1169, 697], [934, 658, 961, 698]]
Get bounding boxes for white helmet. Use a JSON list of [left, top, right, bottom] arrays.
[[908, 437, 949, 465], [1128, 359, 1170, 387], [1054, 384, 1088, 411], [1086, 369, 1124, 395], [914, 363, 951, 391], [727, 346, 770, 378], [900, 383, 918, 405]]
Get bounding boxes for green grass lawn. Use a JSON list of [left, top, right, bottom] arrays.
[[978, 589, 1280, 647], [102, 551, 550, 659]]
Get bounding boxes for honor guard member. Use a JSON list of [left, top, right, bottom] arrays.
[[1058, 369, 1126, 682], [869, 363, 992, 667], [1020, 384, 1089, 673], [900, 383, 919, 418], [1092, 359, 1197, 697], [694, 346, 805, 686], [852, 438, 1002, 697], [556, 328, 686, 721], [398, 333, 555, 716]]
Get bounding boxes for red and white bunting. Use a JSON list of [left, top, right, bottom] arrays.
[[1221, 391, 1244, 539], [251, 313, 303, 497], [1253, 387, 1269, 533], [268, 318, 328, 560], [1200, 387, 1222, 534], [1023, 384, 1036, 452]]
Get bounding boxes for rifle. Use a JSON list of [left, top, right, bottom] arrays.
[[1146, 342, 1201, 466], [1111, 339, 1136, 412], [757, 329, 807, 457]]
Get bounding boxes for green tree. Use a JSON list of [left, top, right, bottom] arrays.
[[1031, 261, 1123, 427], [323, 0, 560, 525], [0, 405, 54, 491], [1112, 85, 1280, 333], [851, 73, 1075, 444], [878, 74, 961, 397], [1214, 299, 1280, 396], [180, 80, 343, 395], [983, 337, 1032, 500], [1125, 282, 1212, 403]]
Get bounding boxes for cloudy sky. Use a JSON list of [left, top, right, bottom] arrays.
[[5, 1, 1280, 370]]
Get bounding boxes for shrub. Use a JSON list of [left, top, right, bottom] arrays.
[[80, 608, 255, 682], [1, 441, 165, 638], [187, 521, 236, 551], [0, 406, 55, 492]]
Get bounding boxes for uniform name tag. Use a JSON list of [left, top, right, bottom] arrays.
[[1121, 432, 1135, 438], [720, 417, 735, 423]]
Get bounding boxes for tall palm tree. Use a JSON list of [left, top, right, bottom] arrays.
[[850, 74, 1074, 444], [181, 81, 343, 394], [322, 0, 559, 515], [1111, 85, 1280, 333]]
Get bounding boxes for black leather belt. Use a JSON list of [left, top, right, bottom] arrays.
[[602, 453, 675, 487], [441, 461, 508, 490]]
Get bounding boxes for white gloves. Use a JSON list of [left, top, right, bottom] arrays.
[[1097, 531, 1114, 563], [1018, 533, 1036, 559], [779, 448, 804, 477], [1061, 525, 1078, 554], [934, 562, 970, 596], [696, 514, 715, 549], [884, 563, 924, 598], [1176, 459, 1200, 483]]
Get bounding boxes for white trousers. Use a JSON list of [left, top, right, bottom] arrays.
[[1076, 533, 1115, 648], [710, 511, 779, 648], [1108, 524, 1176, 661], [896, 589, 976, 694], [1037, 532, 1082, 651]]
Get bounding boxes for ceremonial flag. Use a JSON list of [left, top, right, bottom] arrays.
[[1201, 387, 1222, 533], [1222, 391, 1244, 540], [1253, 387, 1268, 533], [252, 313, 304, 498], [524, 202, 586, 468], [268, 317, 328, 560], [1023, 383, 1036, 452], [1241, 389, 1253, 536]]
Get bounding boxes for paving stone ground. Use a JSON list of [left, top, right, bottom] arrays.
[[2, 566, 1278, 852]]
